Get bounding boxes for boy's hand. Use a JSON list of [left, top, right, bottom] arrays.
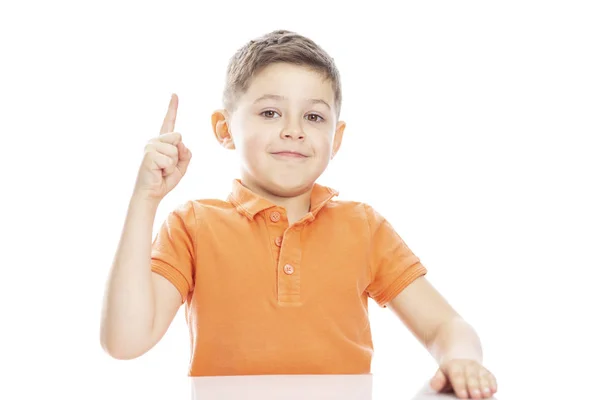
[[133, 93, 192, 201], [429, 359, 498, 399]]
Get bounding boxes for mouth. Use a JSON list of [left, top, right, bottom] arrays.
[[270, 151, 309, 159]]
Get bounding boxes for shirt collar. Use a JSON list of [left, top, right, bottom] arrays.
[[227, 179, 339, 221]]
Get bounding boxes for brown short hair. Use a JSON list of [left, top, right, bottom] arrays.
[[223, 30, 342, 118]]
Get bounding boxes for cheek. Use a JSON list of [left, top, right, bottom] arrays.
[[231, 118, 262, 152], [237, 133, 268, 169], [240, 134, 265, 155], [315, 136, 334, 157]]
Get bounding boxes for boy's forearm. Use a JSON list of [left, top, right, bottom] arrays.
[[427, 317, 483, 365], [100, 194, 160, 357]]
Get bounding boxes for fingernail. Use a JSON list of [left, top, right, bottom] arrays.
[[460, 390, 468, 398], [473, 389, 481, 397], [483, 387, 491, 394]]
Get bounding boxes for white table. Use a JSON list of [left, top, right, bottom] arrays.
[[190, 374, 499, 399]]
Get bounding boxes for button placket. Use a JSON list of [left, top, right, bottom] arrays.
[[265, 209, 287, 275], [277, 225, 302, 305]]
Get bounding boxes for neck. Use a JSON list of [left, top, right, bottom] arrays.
[[240, 176, 313, 225]]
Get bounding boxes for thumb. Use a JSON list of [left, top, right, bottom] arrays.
[[176, 142, 192, 170], [430, 368, 447, 392]]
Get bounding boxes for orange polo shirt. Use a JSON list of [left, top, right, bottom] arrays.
[[150, 179, 427, 376]]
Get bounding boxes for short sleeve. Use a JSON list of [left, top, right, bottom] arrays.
[[151, 201, 196, 304], [364, 204, 427, 308]]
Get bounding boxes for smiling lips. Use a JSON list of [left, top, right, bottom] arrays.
[[271, 151, 308, 158]]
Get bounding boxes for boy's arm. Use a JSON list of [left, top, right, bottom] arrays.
[[388, 276, 499, 398], [100, 194, 182, 360], [386, 276, 482, 364]]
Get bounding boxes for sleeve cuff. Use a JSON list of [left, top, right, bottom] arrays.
[[151, 259, 190, 304], [372, 261, 428, 308]]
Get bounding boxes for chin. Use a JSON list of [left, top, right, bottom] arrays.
[[263, 174, 318, 197]]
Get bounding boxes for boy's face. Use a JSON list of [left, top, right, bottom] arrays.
[[212, 62, 345, 197]]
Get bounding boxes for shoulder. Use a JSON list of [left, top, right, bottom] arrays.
[[179, 198, 238, 219], [323, 199, 379, 218], [320, 200, 382, 228], [321, 200, 395, 234], [162, 197, 236, 225]]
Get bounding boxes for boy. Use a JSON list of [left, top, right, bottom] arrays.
[[100, 30, 498, 399]]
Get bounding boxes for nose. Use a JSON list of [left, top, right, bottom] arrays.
[[280, 119, 305, 140]]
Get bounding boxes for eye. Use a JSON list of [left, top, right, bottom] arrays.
[[306, 113, 324, 123], [260, 110, 281, 119]]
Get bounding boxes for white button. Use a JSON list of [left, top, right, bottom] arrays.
[[283, 264, 294, 275], [270, 212, 281, 222]]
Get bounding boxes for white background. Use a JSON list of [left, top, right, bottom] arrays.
[[1, 1, 598, 399]]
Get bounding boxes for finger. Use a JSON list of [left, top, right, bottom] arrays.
[[149, 141, 179, 175], [175, 141, 192, 174], [447, 365, 468, 399], [176, 141, 191, 160], [479, 375, 491, 398], [466, 364, 482, 399], [157, 132, 182, 146], [488, 373, 498, 394], [430, 368, 447, 392], [478, 368, 497, 396], [146, 151, 174, 171], [160, 93, 178, 135], [146, 140, 179, 159]]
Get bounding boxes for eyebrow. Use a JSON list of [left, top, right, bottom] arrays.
[[253, 94, 331, 110]]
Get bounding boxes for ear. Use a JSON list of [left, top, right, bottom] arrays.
[[211, 109, 235, 150], [330, 120, 346, 160]]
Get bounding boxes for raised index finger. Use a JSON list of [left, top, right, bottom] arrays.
[[160, 93, 178, 135]]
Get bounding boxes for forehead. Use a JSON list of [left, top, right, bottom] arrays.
[[243, 62, 335, 104]]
